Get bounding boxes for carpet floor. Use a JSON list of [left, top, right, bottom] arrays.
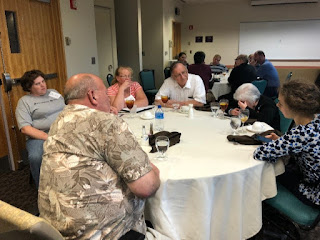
[[0, 165, 319, 239]]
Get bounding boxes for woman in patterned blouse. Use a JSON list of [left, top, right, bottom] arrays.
[[107, 66, 148, 111], [254, 79, 320, 208]]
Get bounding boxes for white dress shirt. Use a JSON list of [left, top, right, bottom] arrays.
[[155, 74, 206, 104]]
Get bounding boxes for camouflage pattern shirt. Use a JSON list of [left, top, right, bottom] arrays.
[[38, 104, 152, 239]]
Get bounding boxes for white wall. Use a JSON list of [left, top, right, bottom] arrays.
[[181, 0, 320, 67], [163, 0, 184, 67], [59, 0, 99, 78]]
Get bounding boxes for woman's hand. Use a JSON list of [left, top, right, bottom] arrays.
[[119, 80, 131, 92], [230, 108, 240, 116], [238, 100, 247, 110], [265, 133, 279, 141], [110, 106, 118, 115]]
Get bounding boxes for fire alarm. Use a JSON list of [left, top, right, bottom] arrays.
[[70, 0, 77, 10], [175, 7, 180, 16]]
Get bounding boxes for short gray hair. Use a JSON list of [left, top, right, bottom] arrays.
[[64, 75, 98, 104], [233, 83, 260, 105]]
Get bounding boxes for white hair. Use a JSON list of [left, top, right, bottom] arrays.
[[233, 83, 261, 105]]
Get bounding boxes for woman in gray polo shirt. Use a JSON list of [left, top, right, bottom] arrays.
[[15, 70, 65, 188]]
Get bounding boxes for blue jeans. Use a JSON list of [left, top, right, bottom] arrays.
[[26, 139, 44, 189]]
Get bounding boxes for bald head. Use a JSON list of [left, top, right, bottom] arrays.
[[64, 74, 99, 104], [64, 73, 110, 112]]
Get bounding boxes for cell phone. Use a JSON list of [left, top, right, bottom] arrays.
[[255, 135, 272, 143]]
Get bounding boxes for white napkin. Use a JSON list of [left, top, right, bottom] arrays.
[[125, 95, 135, 101]]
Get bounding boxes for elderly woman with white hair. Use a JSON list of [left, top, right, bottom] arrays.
[[229, 83, 280, 130]]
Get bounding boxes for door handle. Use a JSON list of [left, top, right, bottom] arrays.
[[108, 65, 113, 71], [2, 73, 13, 92]]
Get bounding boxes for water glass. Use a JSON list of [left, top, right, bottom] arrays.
[[210, 102, 220, 117], [155, 136, 170, 160], [230, 116, 241, 135]]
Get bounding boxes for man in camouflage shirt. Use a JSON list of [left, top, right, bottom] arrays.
[[38, 73, 161, 239]]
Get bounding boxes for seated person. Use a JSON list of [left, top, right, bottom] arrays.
[[155, 62, 206, 107], [229, 83, 280, 131], [107, 66, 148, 110], [248, 53, 258, 69], [210, 54, 228, 75], [178, 52, 188, 66], [188, 51, 212, 92], [38, 73, 163, 239], [254, 50, 280, 98], [15, 70, 65, 188], [254, 80, 320, 209], [218, 54, 257, 102]]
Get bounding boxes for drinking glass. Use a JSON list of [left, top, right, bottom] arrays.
[[230, 116, 241, 135], [210, 102, 220, 117], [172, 103, 180, 112], [219, 99, 229, 116], [155, 136, 170, 160], [125, 99, 135, 118], [161, 95, 169, 104], [239, 109, 250, 132]]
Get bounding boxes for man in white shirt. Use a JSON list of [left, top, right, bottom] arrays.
[[155, 62, 206, 107]]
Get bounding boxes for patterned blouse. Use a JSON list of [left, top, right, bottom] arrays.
[[107, 81, 142, 98], [38, 104, 152, 239], [254, 114, 320, 205]]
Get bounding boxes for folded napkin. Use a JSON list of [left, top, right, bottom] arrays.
[[227, 129, 282, 145], [194, 104, 211, 112], [149, 131, 181, 153]]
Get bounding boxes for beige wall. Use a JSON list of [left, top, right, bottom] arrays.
[[114, 0, 141, 82], [141, 0, 164, 88], [59, 0, 99, 78], [181, 0, 320, 67], [163, 0, 184, 67]]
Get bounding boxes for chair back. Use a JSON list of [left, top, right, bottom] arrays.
[[274, 98, 293, 133], [252, 79, 267, 94], [139, 69, 156, 91], [285, 72, 293, 81], [164, 67, 171, 79], [106, 74, 113, 86], [0, 200, 64, 240]]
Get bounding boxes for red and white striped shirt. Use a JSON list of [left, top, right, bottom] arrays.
[[107, 82, 142, 98]]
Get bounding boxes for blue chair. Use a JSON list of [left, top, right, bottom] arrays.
[[274, 98, 293, 133], [263, 183, 320, 239], [164, 67, 171, 79], [139, 69, 158, 104], [106, 74, 113, 86], [252, 79, 267, 94]]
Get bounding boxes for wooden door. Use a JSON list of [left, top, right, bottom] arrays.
[[172, 21, 181, 59], [0, 0, 67, 170]]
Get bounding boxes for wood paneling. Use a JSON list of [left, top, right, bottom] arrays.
[[0, 0, 67, 169], [172, 21, 181, 59]]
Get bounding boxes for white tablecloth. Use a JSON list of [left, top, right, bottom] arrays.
[[211, 73, 231, 99], [123, 109, 283, 240]]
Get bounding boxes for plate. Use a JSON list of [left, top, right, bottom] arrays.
[[140, 115, 154, 120], [178, 109, 189, 114], [246, 125, 273, 133]]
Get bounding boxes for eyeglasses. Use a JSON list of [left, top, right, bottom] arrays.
[[173, 71, 188, 78], [119, 75, 132, 79]]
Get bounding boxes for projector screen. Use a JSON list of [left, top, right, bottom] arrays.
[[239, 20, 320, 60]]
